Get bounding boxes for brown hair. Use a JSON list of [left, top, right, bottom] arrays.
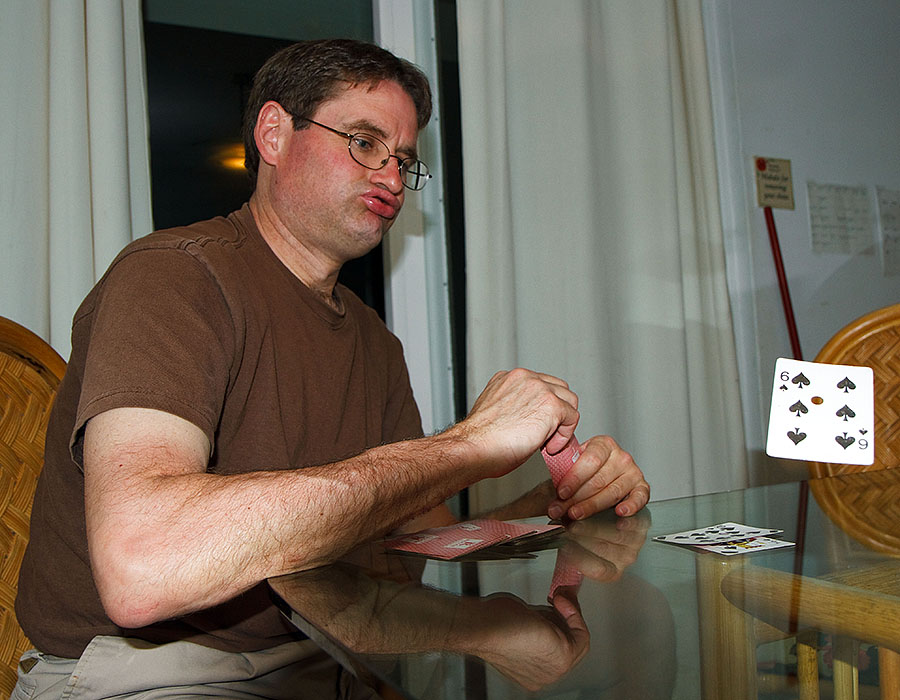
[[242, 38, 432, 179]]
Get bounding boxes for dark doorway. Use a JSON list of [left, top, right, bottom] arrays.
[[143, 8, 384, 317]]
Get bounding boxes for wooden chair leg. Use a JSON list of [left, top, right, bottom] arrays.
[[797, 630, 820, 700], [878, 647, 900, 700], [832, 636, 859, 700]]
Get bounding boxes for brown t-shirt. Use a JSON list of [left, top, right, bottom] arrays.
[[16, 205, 423, 658]]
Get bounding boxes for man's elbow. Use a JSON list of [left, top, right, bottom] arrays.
[[101, 593, 167, 629], [91, 544, 171, 628]]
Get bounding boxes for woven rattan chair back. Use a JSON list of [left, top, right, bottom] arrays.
[[805, 304, 900, 700], [0, 317, 65, 697], [810, 303, 900, 479]]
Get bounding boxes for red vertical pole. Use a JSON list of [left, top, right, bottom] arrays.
[[763, 206, 803, 361], [762, 204, 809, 593]]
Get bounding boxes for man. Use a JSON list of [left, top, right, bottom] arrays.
[[15, 39, 648, 698]]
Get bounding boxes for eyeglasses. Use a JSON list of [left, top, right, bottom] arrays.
[[299, 117, 432, 191]]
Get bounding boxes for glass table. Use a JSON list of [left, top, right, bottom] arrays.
[[270, 471, 900, 699]]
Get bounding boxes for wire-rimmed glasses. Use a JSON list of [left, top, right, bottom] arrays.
[[299, 117, 432, 191]]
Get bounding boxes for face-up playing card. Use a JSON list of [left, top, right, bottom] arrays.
[[765, 358, 874, 465], [698, 537, 795, 556], [653, 522, 794, 556], [653, 522, 783, 546]]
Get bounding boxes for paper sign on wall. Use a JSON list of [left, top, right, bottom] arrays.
[[807, 182, 873, 255], [878, 187, 900, 276], [754, 157, 795, 210]]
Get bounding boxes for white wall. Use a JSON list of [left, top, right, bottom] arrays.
[[704, 0, 900, 485]]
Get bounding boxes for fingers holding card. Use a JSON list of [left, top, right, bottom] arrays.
[[541, 435, 582, 488], [766, 358, 874, 465]]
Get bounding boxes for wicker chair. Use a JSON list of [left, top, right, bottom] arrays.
[[0, 317, 65, 698], [750, 304, 900, 699], [804, 303, 900, 700], [728, 305, 900, 700], [810, 302, 900, 478]]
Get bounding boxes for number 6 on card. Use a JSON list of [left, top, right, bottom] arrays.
[[765, 358, 874, 465]]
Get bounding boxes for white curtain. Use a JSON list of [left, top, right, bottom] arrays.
[[0, 0, 152, 360], [458, 0, 746, 507]]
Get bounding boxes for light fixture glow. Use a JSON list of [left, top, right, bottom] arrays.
[[213, 142, 246, 171]]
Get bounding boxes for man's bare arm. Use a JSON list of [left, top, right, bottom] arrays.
[[85, 368, 580, 628], [86, 408, 476, 628]]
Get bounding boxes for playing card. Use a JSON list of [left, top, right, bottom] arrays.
[[697, 536, 795, 556], [653, 522, 783, 546], [548, 548, 583, 600], [765, 358, 874, 465], [542, 434, 582, 487], [489, 523, 565, 550], [383, 520, 564, 560], [653, 522, 794, 556], [383, 520, 510, 559]]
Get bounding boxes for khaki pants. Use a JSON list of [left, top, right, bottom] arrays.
[[12, 636, 379, 699]]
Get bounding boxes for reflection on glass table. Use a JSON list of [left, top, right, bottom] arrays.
[[270, 509, 676, 699], [270, 472, 900, 699]]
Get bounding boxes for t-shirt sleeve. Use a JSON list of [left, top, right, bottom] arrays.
[[72, 247, 235, 461]]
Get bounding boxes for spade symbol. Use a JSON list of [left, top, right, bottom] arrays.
[[779, 384, 788, 392], [792, 372, 811, 389], [790, 400, 809, 417], [836, 377, 857, 393], [835, 405, 856, 422], [835, 433, 856, 450], [788, 430, 807, 444]]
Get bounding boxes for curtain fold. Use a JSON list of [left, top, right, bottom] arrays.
[[458, 0, 746, 507], [1, 0, 152, 360]]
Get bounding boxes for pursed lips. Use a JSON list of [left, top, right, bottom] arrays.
[[361, 188, 401, 220]]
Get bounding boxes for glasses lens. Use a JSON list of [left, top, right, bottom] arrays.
[[348, 134, 390, 170], [401, 159, 430, 191], [347, 133, 430, 191]]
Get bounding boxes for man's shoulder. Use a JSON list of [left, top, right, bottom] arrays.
[[74, 207, 257, 323], [126, 205, 253, 258], [99, 205, 263, 292]]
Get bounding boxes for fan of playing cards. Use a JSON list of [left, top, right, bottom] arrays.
[[765, 358, 874, 465], [383, 519, 565, 560], [383, 436, 583, 562]]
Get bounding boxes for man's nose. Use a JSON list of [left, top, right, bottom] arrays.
[[371, 155, 405, 195]]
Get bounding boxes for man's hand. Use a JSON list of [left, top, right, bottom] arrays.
[[454, 367, 649, 521], [454, 368, 581, 478], [547, 435, 650, 520]]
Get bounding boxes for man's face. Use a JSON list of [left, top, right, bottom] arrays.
[[268, 80, 420, 269]]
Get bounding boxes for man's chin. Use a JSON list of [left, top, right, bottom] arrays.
[[343, 231, 386, 263]]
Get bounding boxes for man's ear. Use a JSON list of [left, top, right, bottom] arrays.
[[254, 101, 291, 167]]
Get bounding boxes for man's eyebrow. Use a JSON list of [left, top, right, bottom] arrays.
[[344, 119, 418, 159]]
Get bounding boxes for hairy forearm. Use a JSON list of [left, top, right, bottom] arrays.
[[86, 367, 591, 628], [88, 429, 477, 627]]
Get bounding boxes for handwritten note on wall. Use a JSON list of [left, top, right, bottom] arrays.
[[807, 181, 874, 255], [878, 187, 900, 277]]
